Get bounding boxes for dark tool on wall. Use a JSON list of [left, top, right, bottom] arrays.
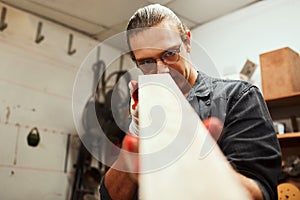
[[27, 127, 40, 147], [71, 48, 130, 200], [71, 52, 105, 200]]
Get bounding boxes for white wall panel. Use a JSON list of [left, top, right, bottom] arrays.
[[0, 125, 18, 165], [16, 128, 67, 171], [0, 77, 74, 133], [0, 2, 125, 199], [191, 0, 300, 89], [0, 168, 71, 200]]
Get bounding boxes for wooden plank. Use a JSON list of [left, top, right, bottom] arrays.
[[266, 92, 300, 108], [138, 74, 250, 200], [277, 132, 300, 139]]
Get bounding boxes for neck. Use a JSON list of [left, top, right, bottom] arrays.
[[188, 66, 198, 87], [183, 66, 198, 97]]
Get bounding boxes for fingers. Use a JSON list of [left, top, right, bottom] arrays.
[[129, 80, 138, 97], [122, 134, 139, 153], [129, 80, 139, 111], [128, 80, 139, 136], [203, 117, 224, 141]]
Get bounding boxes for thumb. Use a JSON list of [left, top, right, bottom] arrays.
[[203, 117, 223, 141], [129, 80, 139, 111]]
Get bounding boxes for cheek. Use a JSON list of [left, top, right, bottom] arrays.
[[169, 66, 192, 94], [169, 65, 187, 83], [169, 63, 186, 76]]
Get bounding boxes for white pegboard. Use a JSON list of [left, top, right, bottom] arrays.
[[0, 125, 19, 165], [0, 167, 71, 200], [0, 3, 125, 199]]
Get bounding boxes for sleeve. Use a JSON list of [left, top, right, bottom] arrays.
[[99, 176, 139, 200], [99, 176, 113, 200], [219, 85, 282, 200]]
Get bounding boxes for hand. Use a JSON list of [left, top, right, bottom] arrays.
[[128, 80, 139, 136], [115, 133, 139, 183], [124, 117, 223, 152], [203, 117, 263, 199], [202, 117, 223, 141], [122, 117, 223, 174], [104, 133, 139, 199]]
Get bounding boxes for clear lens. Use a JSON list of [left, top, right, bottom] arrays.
[[162, 50, 179, 63], [136, 43, 181, 73], [137, 58, 156, 66], [139, 63, 157, 74]]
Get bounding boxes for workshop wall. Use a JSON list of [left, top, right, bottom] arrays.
[[0, 3, 130, 199], [191, 0, 300, 90]]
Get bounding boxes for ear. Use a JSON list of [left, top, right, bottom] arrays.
[[185, 30, 191, 53], [186, 30, 191, 41]]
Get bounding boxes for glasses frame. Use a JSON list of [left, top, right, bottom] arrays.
[[133, 42, 183, 71]]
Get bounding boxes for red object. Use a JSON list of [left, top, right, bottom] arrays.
[[122, 134, 140, 173], [122, 134, 139, 153], [203, 117, 223, 141], [132, 88, 139, 110]]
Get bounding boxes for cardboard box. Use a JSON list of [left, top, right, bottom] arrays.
[[260, 47, 300, 99]]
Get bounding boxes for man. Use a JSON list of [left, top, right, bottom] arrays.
[[100, 4, 281, 200]]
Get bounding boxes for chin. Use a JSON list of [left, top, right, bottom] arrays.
[[170, 72, 191, 94]]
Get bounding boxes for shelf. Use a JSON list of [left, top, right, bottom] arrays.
[[277, 132, 300, 139], [265, 92, 300, 108]]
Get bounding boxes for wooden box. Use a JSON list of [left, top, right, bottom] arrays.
[[260, 47, 300, 100]]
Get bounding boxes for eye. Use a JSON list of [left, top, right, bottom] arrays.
[[162, 48, 180, 63], [163, 50, 176, 57], [138, 58, 155, 65], [139, 63, 157, 74]]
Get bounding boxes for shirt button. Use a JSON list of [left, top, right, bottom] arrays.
[[205, 100, 211, 105]]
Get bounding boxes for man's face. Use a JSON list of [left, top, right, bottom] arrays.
[[129, 20, 193, 93]]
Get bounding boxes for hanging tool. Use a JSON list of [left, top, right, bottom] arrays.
[[27, 127, 40, 147]]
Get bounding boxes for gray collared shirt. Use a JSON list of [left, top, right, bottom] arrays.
[[187, 72, 281, 200], [100, 72, 281, 200]]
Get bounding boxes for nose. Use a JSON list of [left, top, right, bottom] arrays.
[[156, 59, 169, 74]]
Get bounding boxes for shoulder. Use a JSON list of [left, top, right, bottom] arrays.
[[200, 72, 260, 100]]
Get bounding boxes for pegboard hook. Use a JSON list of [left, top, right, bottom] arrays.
[[0, 7, 8, 31], [68, 33, 76, 55], [35, 21, 44, 43]]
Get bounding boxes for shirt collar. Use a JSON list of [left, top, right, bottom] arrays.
[[187, 71, 211, 101]]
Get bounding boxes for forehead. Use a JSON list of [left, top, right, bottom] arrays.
[[129, 21, 182, 53]]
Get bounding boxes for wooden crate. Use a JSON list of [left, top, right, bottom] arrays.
[[260, 47, 300, 100]]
